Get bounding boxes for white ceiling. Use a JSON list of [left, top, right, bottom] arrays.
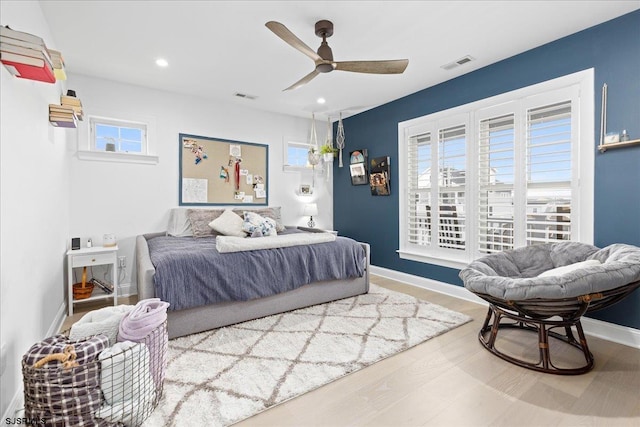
[[39, 1, 639, 120]]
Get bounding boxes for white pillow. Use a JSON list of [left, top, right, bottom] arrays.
[[209, 209, 246, 237], [538, 259, 601, 277]]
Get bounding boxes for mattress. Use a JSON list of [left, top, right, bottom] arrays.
[[147, 232, 366, 311]]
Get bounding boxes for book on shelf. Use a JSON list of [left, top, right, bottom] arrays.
[[60, 95, 83, 120], [49, 119, 77, 128], [0, 42, 53, 68], [48, 49, 66, 80], [49, 114, 76, 121], [60, 95, 82, 107], [0, 35, 45, 51], [0, 26, 46, 47], [49, 103, 77, 128], [49, 103, 75, 112], [91, 278, 114, 294], [1, 51, 55, 83]]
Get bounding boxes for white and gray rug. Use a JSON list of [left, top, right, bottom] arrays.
[[143, 284, 472, 426]]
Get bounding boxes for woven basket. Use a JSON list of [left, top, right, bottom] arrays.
[[22, 322, 168, 426], [72, 282, 94, 300], [73, 266, 94, 300]]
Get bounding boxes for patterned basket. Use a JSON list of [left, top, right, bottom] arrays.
[[22, 322, 168, 427]]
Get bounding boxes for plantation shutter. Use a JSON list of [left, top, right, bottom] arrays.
[[437, 125, 466, 250], [525, 101, 572, 245], [407, 132, 432, 246], [478, 114, 515, 254]]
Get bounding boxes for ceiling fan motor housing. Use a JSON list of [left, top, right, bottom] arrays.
[[315, 20, 335, 72]]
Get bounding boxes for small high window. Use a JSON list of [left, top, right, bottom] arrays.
[[90, 117, 147, 154]]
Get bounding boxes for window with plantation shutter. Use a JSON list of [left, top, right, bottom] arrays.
[[437, 125, 466, 251], [525, 101, 572, 245], [398, 70, 593, 269], [478, 114, 515, 254], [407, 132, 432, 246]]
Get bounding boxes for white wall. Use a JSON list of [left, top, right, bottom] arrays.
[[0, 2, 333, 416], [0, 1, 71, 418], [66, 73, 333, 294]]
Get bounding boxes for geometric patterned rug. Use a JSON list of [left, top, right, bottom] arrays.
[[142, 284, 472, 426]]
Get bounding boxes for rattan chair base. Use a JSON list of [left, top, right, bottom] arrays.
[[474, 280, 640, 375], [478, 304, 593, 375]]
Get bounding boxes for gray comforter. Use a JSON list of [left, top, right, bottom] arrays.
[[147, 233, 366, 311]]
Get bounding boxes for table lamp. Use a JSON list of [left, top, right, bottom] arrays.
[[303, 203, 318, 228]]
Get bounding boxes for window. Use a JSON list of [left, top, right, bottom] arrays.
[[78, 115, 158, 164], [283, 140, 315, 171], [398, 70, 594, 268], [90, 117, 147, 154]]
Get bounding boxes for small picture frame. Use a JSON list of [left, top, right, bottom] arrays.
[[349, 149, 368, 186], [300, 184, 313, 195]]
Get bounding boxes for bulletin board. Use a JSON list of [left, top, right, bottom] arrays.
[[179, 133, 269, 206]]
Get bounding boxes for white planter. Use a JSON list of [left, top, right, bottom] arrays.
[[323, 153, 334, 162]]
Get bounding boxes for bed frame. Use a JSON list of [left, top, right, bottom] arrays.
[[136, 232, 370, 339]]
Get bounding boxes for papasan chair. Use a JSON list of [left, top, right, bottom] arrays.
[[459, 242, 640, 375]]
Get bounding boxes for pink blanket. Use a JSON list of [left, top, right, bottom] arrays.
[[117, 298, 169, 387]]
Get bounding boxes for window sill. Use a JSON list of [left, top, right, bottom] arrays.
[[77, 150, 159, 165], [397, 249, 468, 270]]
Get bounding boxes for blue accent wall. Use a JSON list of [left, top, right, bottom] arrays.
[[334, 10, 640, 329]]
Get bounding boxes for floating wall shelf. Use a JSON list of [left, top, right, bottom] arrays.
[[598, 139, 640, 153]]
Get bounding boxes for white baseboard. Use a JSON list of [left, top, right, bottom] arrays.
[[581, 316, 640, 349], [370, 265, 487, 306], [370, 265, 640, 349], [118, 281, 135, 297]]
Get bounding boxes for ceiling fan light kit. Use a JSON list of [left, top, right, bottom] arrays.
[[266, 20, 409, 91]]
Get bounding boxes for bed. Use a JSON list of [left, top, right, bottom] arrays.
[[136, 208, 370, 339]]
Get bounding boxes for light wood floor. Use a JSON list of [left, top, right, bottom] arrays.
[[60, 275, 640, 426], [236, 275, 640, 427]]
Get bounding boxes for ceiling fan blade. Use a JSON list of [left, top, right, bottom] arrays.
[[333, 59, 409, 74], [284, 69, 320, 91], [266, 21, 322, 62]]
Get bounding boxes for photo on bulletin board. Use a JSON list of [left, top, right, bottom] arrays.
[[349, 149, 368, 185], [369, 156, 391, 196], [179, 133, 268, 206]]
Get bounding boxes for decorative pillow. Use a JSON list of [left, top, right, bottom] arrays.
[[186, 209, 225, 238], [209, 209, 247, 237], [233, 207, 285, 232], [538, 259, 602, 277], [167, 208, 193, 237], [242, 211, 277, 237]]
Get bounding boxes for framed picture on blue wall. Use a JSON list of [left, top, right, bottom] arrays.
[[349, 149, 368, 185], [370, 156, 390, 196]]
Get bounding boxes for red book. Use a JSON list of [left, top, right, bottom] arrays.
[[1, 51, 55, 83]]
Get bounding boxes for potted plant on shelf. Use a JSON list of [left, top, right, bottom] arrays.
[[319, 144, 338, 162]]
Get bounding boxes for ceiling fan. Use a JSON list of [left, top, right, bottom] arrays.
[[265, 20, 409, 91]]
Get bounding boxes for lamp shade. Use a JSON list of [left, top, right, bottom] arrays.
[[303, 203, 318, 217]]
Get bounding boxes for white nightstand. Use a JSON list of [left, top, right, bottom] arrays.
[[66, 245, 118, 316], [297, 226, 338, 235]]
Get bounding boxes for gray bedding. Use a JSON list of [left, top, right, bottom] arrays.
[[147, 232, 367, 311]]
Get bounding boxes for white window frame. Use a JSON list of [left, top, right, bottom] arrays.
[[283, 140, 316, 172], [78, 115, 158, 164], [398, 69, 594, 269]]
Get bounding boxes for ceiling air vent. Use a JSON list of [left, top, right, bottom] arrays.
[[234, 92, 258, 100], [441, 55, 475, 71]]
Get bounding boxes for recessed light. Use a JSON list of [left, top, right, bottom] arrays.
[[155, 58, 169, 67], [317, 97, 326, 104]]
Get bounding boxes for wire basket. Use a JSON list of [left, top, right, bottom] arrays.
[[22, 322, 168, 427]]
